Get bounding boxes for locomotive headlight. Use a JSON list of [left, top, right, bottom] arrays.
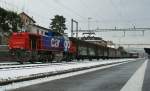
[[64, 41, 70, 49], [68, 42, 70, 48]]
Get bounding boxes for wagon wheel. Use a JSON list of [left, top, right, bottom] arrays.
[[48, 55, 53, 63]]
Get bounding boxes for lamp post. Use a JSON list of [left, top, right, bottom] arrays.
[[88, 17, 92, 31]]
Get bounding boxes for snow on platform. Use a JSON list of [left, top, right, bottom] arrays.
[[0, 59, 137, 83]]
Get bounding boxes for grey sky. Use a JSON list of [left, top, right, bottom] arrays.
[[1, 0, 150, 47]]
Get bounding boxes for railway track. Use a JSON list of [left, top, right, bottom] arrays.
[[0, 59, 136, 71], [0, 64, 51, 70], [0, 62, 19, 66], [0, 60, 80, 70]]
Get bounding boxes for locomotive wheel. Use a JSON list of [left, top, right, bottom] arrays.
[[11, 50, 25, 64], [29, 59, 35, 64], [48, 55, 53, 63], [17, 60, 24, 64]]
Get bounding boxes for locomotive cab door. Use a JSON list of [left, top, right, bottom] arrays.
[[29, 35, 38, 50], [28, 34, 40, 63]]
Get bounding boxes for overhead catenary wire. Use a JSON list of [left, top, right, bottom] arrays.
[[41, 0, 90, 31], [40, 0, 74, 20], [0, 0, 19, 12], [40, 0, 80, 30], [109, 0, 135, 27], [109, 0, 123, 18], [0, 0, 54, 28], [51, 0, 87, 20], [79, 0, 104, 20]]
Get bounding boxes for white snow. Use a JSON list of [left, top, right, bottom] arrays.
[[0, 59, 136, 82], [1, 61, 131, 91]]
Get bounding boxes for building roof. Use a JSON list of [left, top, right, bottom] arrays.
[[29, 24, 50, 31], [19, 12, 36, 23], [29, 24, 63, 36]]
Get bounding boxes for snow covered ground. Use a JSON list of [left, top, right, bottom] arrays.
[[0, 59, 137, 84]]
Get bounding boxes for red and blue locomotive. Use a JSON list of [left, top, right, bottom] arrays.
[[9, 31, 70, 63]]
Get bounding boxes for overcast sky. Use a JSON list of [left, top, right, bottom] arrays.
[[1, 0, 150, 48]]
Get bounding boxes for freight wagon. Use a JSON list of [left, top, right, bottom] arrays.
[[68, 37, 132, 60]]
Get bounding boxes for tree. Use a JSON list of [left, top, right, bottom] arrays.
[[0, 7, 22, 33], [50, 15, 67, 34]]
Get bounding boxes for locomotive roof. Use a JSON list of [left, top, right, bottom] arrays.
[[12, 32, 41, 37]]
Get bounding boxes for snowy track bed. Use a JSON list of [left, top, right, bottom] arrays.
[[0, 59, 139, 85], [0, 62, 19, 66], [0, 61, 84, 70]]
